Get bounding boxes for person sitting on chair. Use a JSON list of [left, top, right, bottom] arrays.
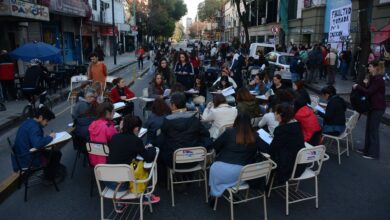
[[110, 77, 135, 116], [12, 107, 65, 181]]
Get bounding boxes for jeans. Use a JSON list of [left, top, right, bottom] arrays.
[[291, 72, 300, 82], [363, 110, 385, 158], [138, 58, 144, 69], [340, 62, 348, 79]]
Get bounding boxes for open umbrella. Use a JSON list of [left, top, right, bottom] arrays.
[[9, 41, 61, 62]]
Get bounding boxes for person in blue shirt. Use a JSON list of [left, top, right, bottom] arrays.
[[12, 107, 63, 180]]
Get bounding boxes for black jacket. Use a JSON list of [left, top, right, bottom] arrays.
[[108, 133, 156, 164], [212, 128, 261, 166], [270, 122, 305, 183], [156, 111, 211, 165], [318, 95, 346, 126], [23, 65, 49, 89]]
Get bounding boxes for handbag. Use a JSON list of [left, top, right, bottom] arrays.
[[129, 160, 149, 193]]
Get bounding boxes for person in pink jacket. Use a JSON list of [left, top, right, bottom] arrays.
[[88, 102, 118, 166]]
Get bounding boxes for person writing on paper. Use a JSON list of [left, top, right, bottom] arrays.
[[212, 75, 231, 91], [145, 98, 171, 144], [258, 95, 279, 136], [353, 60, 386, 159], [110, 77, 135, 116], [236, 87, 261, 119], [202, 94, 238, 139], [191, 75, 207, 111], [88, 102, 118, 166], [107, 115, 160, 208], [294, 96, 322, 145], [249, 73, 267, 95], [270, 74, 287, 93], [269, 103, 305, 184], [317, 85, 346, 136], [209, 113, 265, 203], [212, 65, 237, 89], [12, 107, 65, 181], [174, 51, 194, 90], [156, 93, 211, 170], [148, 73, 167, 99]]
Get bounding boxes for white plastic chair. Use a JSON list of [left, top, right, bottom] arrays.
[[167, 147, 208, 207], [213, 160, 277, 220], [68, 75, 88, 114], [94, 148, 159, 220], [322, 111, 359, 164], [267, 145, 328, 215], [86, 142, 110, 197]]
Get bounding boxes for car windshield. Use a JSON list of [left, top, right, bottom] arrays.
[[279, 55, 293, 65]]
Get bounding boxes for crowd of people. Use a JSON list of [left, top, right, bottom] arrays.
[[9, 40, 387, 214]]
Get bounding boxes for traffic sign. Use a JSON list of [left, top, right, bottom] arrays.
[[271, 26, 279, 34]]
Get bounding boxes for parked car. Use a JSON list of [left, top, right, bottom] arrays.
[[265, 51, 293, 82], [249, 43, 276, 59]]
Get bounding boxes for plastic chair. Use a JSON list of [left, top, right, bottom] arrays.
[[7, 137, 59, 202], [213, 159, 277, 220], [167, 147, 208, 207], [267, 145, 328, 215], [94, 148, 159, 220], [86, 142, 110, 196], [322, 111, 359, 164]]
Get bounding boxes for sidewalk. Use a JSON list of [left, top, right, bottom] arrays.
[[305, 74, 390, 124], [0, 52, 139, 133]]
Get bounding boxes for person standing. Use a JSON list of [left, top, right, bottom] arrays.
[[325, 48, 338, 85], [136, 46, 145, 70], [0, 50, 16, 101], [230, 49, 244, 89], [87, 52, 107, 91], [173, 52, 194, 90], [94, 45, 105, 61], [353, 60, 386, 159]]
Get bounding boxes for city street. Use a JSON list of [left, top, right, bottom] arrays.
[[0, 43, 390, 220]]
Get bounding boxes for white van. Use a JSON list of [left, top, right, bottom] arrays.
[[249, 43, 276, 59]]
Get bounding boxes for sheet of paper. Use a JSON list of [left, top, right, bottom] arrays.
[[125, 97, 137, 102], [186, 88, 199, 94], [222, 86, 235, 97], [47, 131, 71, 147], [256, 95, 268, 100], [113, 112, 121, 119], [315, 105, 325, 114], [257, 129, 273, 145], [139, 97, 155, 102], [250, 90, 258, 95], [138, 127, 147, 138], [163, 89, 171, 97], [113, 102, 126, 110]]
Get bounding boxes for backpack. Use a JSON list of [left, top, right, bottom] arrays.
[[350, 88, 369, 114]]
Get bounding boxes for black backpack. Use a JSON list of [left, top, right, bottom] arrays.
[[350, 88, 369, 114]]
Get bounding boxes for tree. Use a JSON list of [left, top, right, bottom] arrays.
[[172, 22, 185, 42], [188, 21, 208, 39], [233, 0, 250, 45], [197, 0, 225, 22]]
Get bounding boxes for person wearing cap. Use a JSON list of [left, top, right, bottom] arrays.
[[22, 59, 50, 107]]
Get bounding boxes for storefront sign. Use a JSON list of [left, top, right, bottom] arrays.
[[100, 26, 119, 36], [328, 4, 352, 43], [50, 0, 88, 17], [0, 0, 49, 21]]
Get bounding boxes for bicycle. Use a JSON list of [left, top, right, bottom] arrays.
[[22, 92, 53, 119]]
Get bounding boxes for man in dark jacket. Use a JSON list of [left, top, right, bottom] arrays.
[[12, 107, 63, 180], [318, 86, 347, 135], [306, 46, 322, 84], [23, 59, 50, 107], [156, 93, 211, 169]]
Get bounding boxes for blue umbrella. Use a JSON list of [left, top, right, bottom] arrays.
[[9, 41, 61, 62]]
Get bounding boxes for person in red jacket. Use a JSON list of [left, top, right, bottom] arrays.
[[110, 77, 135, 116], [294, 96, 322, 145]]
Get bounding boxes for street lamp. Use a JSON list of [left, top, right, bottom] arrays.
[[112, 0, 117, 65]]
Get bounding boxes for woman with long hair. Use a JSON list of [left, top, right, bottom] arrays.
[[157, 58, 175, 87], [174, 51, 194, 90], [353, 60, 386, 159], [145, 98, 171, 143], [209, 113, 264, 202], [236, 87, 261, 118], [148, 73, 166, 99], [110, 77, 135, 116]]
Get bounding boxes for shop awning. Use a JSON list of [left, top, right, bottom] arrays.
[[49, 0, 91, 18]]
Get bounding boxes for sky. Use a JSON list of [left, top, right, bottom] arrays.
[[181, 0, 203, 28]]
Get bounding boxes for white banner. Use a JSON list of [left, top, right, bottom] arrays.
[[328, 4, 352, 44]]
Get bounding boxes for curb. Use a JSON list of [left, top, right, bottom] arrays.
[[0, 61, 137, 135], [305, 84, 390, 125], [0, 65, 151, 203]]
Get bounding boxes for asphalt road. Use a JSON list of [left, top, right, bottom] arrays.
[[1, 43, 390, 220]]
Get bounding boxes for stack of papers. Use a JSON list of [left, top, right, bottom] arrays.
[[257, 129, 273, 145], [315, 105, 325, 114], [256, 95, 268, 100], [222, 86, 235, 97], [46, 131, 72, 147], [138, 127, 148, 138], [186, 88, 199, 94], [113, 102, 126, 110]]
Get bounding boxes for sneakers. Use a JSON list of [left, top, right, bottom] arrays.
[[114, 203, 128, 213], [362, 154, 375, 160], [143, 194, 160, 204], [356, 149, 365, 154]]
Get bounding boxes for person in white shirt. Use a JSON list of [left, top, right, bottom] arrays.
[[212, 65, 237, 89], [202, 94, 237, 139], [210, 45, 218, 57], [258, 95, 279, 136]]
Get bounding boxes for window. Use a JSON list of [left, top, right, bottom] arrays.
[[288, 0, 298, 20], [279, 55, 293, 65], [92, 0, 97, 10], [266, 0, 278, 23], [257, 36, 265, 43]]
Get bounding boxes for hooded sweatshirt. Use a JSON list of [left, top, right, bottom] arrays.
[[237, 101, 261, 118], [295, 106, 321, 142], [88, 118, 118, 166]]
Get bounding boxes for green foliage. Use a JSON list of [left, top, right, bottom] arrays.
[[197, 0, 225, 22]]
